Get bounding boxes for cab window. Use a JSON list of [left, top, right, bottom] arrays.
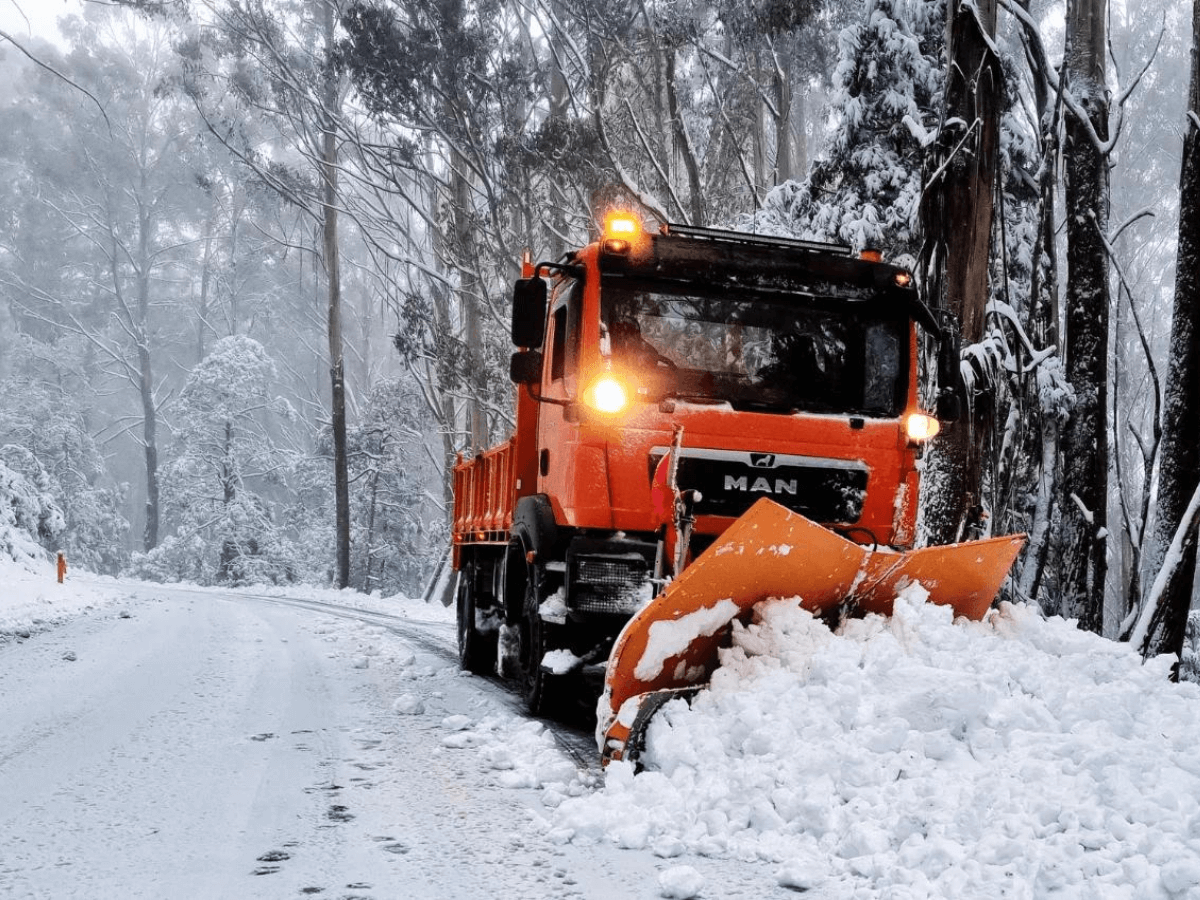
[[549, 281, 581, 382]]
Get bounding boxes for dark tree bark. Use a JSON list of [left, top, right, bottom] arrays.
[[919, 0, 1001, 545], [322, 0, 351, 589], [1138, 0, 1200, 660], [1054, 0, 1110, 632]]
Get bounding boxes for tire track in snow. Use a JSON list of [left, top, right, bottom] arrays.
[[230, 591, 603, 774]]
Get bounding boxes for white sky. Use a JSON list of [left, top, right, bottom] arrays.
[[0, 0, 85, 44]]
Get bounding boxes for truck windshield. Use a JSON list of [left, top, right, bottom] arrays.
[[601, 280, 908, 417]]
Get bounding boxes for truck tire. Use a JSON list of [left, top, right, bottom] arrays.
[[456, 561, 496, 675], [519, 563, 568, 718]]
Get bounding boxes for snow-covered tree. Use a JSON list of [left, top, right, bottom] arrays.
[[1130, 0, 1200, 663], [917, 0, 1002, 545], [348, 378, 443, 595], [1051, 0, 1112, 633], [739, 0, 944, 254], [133, 335, 296, 584], [0, 366, 130, 573], [0, 447, 65, 570]]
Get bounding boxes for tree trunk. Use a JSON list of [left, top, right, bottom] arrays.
[[793, 85, 808, 180], [139, 339, 159, 552], [666, 51, 703, 225], [197, 200, 214, 363], [322, 0, 351, 589], [1055, 0, 1110, 632], [774, 48, 795, 184], [135, 193, 160, 552], [1138, 0, 1200, 660], [919, 0, 1001, 545], [452, 155, 487, 450], [219, 419, 237, 581], [754, 55, 768, 197]]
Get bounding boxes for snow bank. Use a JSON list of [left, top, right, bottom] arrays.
[[552, 587, 1200, 898], [0, 556, 128, 637]]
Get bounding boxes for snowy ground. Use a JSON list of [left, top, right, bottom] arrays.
[[3, 555, 1200, 899]]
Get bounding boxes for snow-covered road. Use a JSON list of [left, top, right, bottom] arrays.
[[0, 582, 791, 900], [9, 564, 1200, 899]]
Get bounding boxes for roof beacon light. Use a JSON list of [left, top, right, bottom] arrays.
[[605, 214, 640, 238], [860, 248, 883, 263]]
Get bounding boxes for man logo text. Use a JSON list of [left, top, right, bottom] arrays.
[[724, 475, 798, 495]]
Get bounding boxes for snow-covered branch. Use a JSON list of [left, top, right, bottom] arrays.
[[1128, 481, 1200, 654]]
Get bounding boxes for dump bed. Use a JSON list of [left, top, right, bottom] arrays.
[[451, 439, 517, 568]]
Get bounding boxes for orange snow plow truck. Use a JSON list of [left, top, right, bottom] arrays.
[[450, 215, 1025, 764]]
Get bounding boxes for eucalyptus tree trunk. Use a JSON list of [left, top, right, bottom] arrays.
[[134, 193, 161, 552], [792, 83, 808, 180], [1055, 0, 1110, 632], [665, 51, 703, 225], [1136, 0, 1200, 661], [774, 49, 795, 184], [197, 201, 214, 363], [453, 153, 487, 450], [919, 0, 1000, 545], [321, 0, 351, 589]]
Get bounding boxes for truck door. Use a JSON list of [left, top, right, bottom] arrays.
[[537, 279, 583, 515]]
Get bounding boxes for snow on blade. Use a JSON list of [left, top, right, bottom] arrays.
[[633, 598, 740, 682]]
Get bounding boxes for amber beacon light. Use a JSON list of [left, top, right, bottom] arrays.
[[604, 213, 640, 237]]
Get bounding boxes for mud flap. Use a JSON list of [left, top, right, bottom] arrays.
[[598, 498, 1026, 760]]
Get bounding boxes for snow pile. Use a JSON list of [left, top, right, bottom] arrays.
[[553, 587, 1200, 898], [657, 864, 704, 899], [441, 714, 584, 792]]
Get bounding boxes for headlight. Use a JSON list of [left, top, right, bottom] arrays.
[[904, 412, 941, 442], [585, 376, 628, 414]]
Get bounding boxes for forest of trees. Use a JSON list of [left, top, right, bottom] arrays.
[[0, 0, 1197, 666]]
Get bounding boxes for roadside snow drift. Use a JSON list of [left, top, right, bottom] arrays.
[[550, 586, 1200, 898], [0, 557, 127, 637]]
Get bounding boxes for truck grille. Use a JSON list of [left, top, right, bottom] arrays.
[[577, 558, 640, 585], [570, 555, 651, 616], [652, 448, 868, 523]]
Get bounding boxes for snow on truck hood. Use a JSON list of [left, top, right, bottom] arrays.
[[547, 587, 1200, 898]]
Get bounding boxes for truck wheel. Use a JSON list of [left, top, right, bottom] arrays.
[[520, 569, 567, 718], [456, 563, 496, 675]]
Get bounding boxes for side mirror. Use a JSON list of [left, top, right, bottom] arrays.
[[510, 349, 543, 385], [511, 277, 547, 348]]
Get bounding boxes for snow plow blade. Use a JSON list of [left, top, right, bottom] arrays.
[[599, 498, 1025, 763]]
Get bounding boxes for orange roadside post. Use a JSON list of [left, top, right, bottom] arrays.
[[56, 552, 66, 584]]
